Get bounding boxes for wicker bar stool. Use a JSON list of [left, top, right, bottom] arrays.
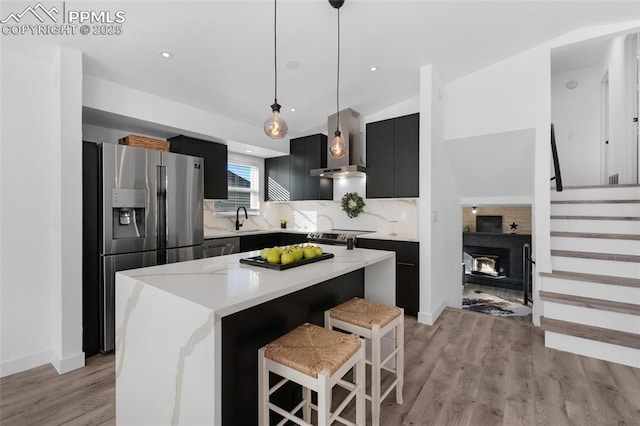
[[258, 323, 366, 425], [325, 298, 404, 426]]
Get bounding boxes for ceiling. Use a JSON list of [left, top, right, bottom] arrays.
[[3, 1, 640, 155]]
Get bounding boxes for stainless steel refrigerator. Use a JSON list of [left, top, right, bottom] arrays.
[[83, 142, 204, 354]]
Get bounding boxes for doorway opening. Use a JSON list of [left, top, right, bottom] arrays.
[[461, 205, 533, 322]]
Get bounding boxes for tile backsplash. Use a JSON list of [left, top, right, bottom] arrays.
[[204, 198, 418, 237]]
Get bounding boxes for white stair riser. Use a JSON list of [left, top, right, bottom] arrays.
[[551, 219, 640, 234], [542, 276, 640, 304], [551, 203, 640, 217], [551, 237, 640, 256], [551, 187, 640, 201], [545, 332, 640, 368], [551, 256, 640, 278], [544, 302, 640, 334]]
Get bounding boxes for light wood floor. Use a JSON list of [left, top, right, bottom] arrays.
[[2, 308, 639, 425]]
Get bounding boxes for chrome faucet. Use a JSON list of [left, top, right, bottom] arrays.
[[235, 206, 248, 231]]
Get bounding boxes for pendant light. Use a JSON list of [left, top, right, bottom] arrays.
[[264, 0, 288, 139], [329, 0, 345, 158]]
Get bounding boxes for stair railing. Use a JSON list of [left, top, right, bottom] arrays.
[[551, 123, 563, 192]]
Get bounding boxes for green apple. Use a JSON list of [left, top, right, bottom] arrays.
[[303, 247, 316, 260], [260, 248, 271, 259], [293, 248, 304, 261], [281, 252, 295, 265], [267, 251, 281, 264], [313, 246, 323, 257]]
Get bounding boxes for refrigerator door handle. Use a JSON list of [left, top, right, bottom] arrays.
[[157, 164, 167, 264]]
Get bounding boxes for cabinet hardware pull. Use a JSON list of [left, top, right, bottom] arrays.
[[397, 262, 416, 267]]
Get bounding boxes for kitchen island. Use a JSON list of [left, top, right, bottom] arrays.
[[115, 244, 395, 425]]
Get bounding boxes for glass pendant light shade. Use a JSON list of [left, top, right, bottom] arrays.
[[264, 102, 288, 139], [329, 129, 345, 158]]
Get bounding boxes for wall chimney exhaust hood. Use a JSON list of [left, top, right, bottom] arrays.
[[310, 108, 365, 178]]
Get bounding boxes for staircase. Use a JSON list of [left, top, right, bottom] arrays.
[[540, 184, 640, 368]]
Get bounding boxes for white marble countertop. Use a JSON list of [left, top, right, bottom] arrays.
[[358, 232, 418, 242], [118, 244, 394, 318]]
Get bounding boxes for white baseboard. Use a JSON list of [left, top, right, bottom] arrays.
[[417, 299, 447, 325], [1, 350, 85, 378], [0, 350, 51, 378], [51, 351, 85, 374]]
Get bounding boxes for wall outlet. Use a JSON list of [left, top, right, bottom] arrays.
[[400, 211, 407, 221]]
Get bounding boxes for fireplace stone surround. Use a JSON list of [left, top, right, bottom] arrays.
[[463, 232, 532, 290]]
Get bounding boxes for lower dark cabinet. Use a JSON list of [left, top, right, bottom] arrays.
[[279, 232, 308, 246], [356, 238, 419, 316], [239, 233, 280, 252], [239, 232, 308, 252]]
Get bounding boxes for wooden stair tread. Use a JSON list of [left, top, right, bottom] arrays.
[[553, 184, 640, 190], [541, 316, 640, 349], [551, 249, 640, 263], [539, 290, 640, 316], [551, 215, 640, 221], [540, 270, 640, 288], [551, 231, 640, 241], [551, 199, 640, 204]]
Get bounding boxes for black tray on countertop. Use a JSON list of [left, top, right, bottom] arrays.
[[239, 252, 334, 270]]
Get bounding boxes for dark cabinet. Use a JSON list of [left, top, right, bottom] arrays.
[[239, 233, 281, 253], [279, 232, 308, 246], [238, 232, 308, 252], [366, 113, 419, 198], [289, 134, 333, 201], [265, 156, 290, 201], [168, 135, 228, 199], [356, 238, 419, 316]]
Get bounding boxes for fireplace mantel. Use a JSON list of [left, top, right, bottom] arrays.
[[463, 232, 532, 290]]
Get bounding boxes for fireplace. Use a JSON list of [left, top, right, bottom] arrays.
[[464, 245, 510, 278], [473, 255, 499, 276]]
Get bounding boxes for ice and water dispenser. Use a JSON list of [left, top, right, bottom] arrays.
[[112, 188, 146, 239]]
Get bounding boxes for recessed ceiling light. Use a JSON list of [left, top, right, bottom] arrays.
[[290, 108, 296, 112], [160, 51, 174, 59], [245, 149, 253, 153], [286, 60, 300, 70], [370, 66, 377, 72]]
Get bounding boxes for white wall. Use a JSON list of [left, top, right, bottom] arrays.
[[418, 65, 461, 324], [445, 129, 535, 205], [1, 49, 56, 376], [551, 65, 602, 186], [51, 48, 85, 374], [604, 34, 638, 184], [1, 46, 84, 377], [83, 76, 286, 158], [442, 46, 550, 325]]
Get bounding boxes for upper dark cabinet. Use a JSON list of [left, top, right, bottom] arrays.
[[265, 155, 290, 201], [366, 113, 419, 198], [289, 134, 333, 201], [168, 135, 228, 199]]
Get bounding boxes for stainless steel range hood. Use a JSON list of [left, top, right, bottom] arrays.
[[310, 108, 365, 178]]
